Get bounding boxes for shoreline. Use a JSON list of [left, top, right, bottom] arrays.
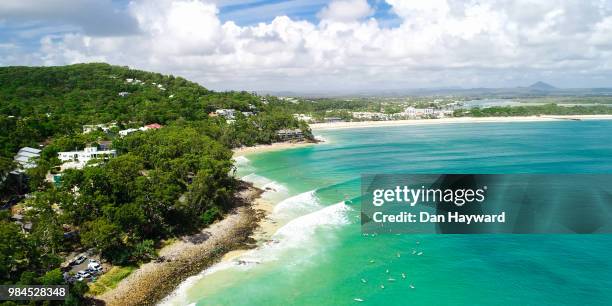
[[100, 142, 316, 305], [220, 196, 280, 262], [95, 184, 263, 306], [232, 141, 317, 156], [310, 115, 612, 130]]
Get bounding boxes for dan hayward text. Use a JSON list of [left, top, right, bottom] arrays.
[[372, 211, 506, 224]]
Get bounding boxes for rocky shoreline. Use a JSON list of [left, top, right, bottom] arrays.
[[94, 183, 264, 306]]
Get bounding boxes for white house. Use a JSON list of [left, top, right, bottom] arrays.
[[293, 114, 313, 122], [58, 147, 116, 170], [119, 128, 139, 137], [118, 123, 163, 137]]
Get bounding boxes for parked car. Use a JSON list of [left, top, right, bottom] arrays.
[[88, 263, 102, 272], [71, 255, 87, 265], [76, 270, 91, 282]]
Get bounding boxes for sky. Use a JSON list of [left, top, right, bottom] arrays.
[[1, 0, 612, 92]]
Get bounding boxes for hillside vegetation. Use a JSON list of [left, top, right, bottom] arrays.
[[0, 63, 312, 301]]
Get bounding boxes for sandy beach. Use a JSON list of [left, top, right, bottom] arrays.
[[233, 141, 317, 156], [310, 115, 612, 130], [96, 184, 263, 306]]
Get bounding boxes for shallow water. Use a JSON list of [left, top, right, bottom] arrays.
[[161, 120, 612, 306]]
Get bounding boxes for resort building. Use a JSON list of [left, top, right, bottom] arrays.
[[277, 129, 304, 141], [215, 109, 236, 119], [13, 147, 41, 172], [83, 123, 117, 134], [352, 112, 390, 121], [401, 107, 435, 118], [58, 147, 117, 169]]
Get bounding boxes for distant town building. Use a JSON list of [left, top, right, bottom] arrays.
[[58, 147, 117, 170], [352, 112, 390, 121], [276, 129, 304, 141], [279, 97, 299, 103], [401, 107, 435, 118], [324, 117, 343, 123]]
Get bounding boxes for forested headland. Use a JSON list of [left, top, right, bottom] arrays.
[[0, 63, 313, 304]]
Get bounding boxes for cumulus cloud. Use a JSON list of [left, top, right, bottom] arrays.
[[3, 0, 612, 91], [317, 0, 373, 23]]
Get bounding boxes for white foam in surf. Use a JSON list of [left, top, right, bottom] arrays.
[[241, 173, 287, 192], [274, 201, 351, 242], [314, 134, 327, 143], [273, 190, 321, 219], [160, 201, 352, 305], [219, 201, 351, 268], [232, 155, 250, 166], [240, 173, 289, 202], [158, 272, 204, 306]]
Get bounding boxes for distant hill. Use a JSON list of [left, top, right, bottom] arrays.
[[0, 63, 268, 157], [0, 63, 261, 125], [528, 81, 557, 91]]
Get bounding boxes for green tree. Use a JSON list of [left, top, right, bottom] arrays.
[[0, 222, 28, 281], [80, 218, 124, 260]]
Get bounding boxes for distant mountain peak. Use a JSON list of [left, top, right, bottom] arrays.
[[528, 81, 557, 90]]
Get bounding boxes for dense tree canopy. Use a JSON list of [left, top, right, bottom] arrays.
[[0, 64, 314, 300]]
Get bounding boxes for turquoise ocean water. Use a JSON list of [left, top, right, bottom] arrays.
[[162, 121, 612, 306]]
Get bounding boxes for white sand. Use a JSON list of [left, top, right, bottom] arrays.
[[310, 115, 612, 131], [232, 141, 316, 156]]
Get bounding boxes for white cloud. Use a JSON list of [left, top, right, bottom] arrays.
[[4, 0, 612, 91], [317, 0, 373, 23]]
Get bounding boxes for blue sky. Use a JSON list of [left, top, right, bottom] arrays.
[[1, 0, 612, 92], [216, 0, 399, 26]]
